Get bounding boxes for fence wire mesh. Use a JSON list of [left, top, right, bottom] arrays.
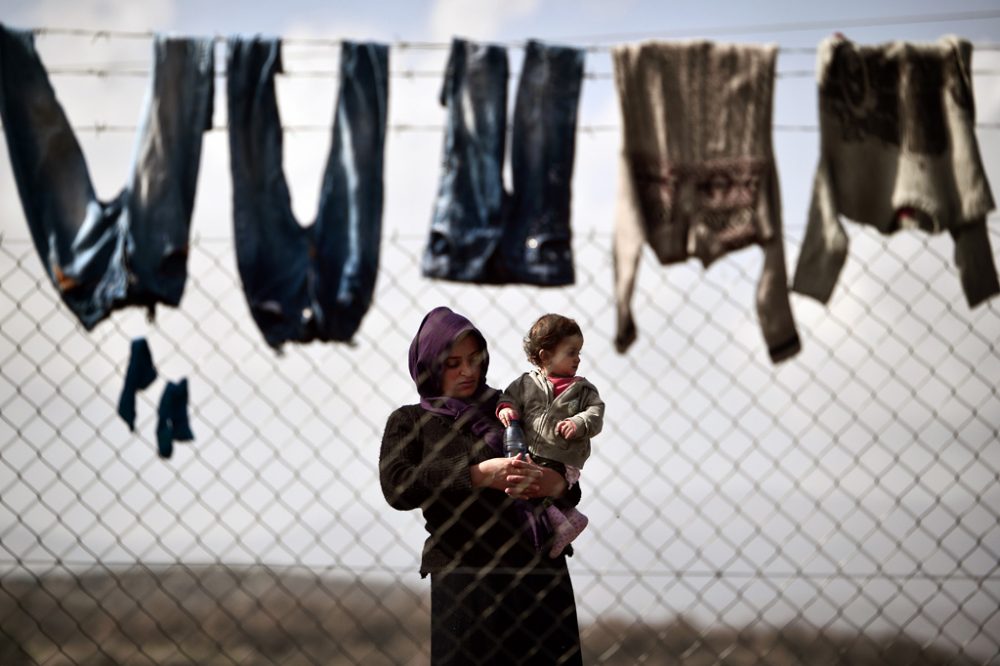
[[1, 221, 999, 664]]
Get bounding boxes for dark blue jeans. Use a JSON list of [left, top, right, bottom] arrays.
[[0, 25, 214, 329], [424, 38, 584, 286], [226, 37, 388, 350]]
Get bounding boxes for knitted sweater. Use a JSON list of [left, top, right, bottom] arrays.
[[612, 40, 801, 364], [792, 35, 998, 308]]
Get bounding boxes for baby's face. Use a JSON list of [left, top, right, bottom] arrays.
[[544, 334, 583, 378]]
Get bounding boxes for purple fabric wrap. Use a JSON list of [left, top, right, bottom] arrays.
[[408, 306, 503, 453]]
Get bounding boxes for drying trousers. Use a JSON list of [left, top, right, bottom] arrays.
[[226, 37, 389, 349], [0, 24, 214, 329], [423, 38, 585, 286]]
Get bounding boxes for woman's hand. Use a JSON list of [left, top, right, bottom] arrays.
[[504, 455, 567, 500], [471, 457, 515, 490], [472, 456, 568, 499]]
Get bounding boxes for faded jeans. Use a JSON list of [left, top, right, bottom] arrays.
[[423, 38, 585, 286], [226, 37, 388, 349], [0, 25, 214, 329]]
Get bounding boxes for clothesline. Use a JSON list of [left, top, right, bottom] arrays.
[[26, 33, 1000, 56], [6, 33, 1000, 134], [27, 7, 1000, 49], [2, 122, 997, 134], [553, 9, 1000, 43], [33, 66, 1000, 79], [5, 21, 998, 359]]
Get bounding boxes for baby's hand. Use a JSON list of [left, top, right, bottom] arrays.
[[498, 407, 520, 427], [555, 419, 577, 439]]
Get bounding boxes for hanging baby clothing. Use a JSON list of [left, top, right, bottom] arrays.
[[791, 35, 998, 307], [157, 378, 194, 459], [612, 41, 801, 363], [423, 38, 585, 286], [114, 336, 194, 459], [226, 37, 389, 350], [118, 337, 158, 432], [0, 25, 214, 329]]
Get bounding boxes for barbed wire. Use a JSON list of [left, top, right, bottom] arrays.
[[26, 8, 1000, 49], [2, 121, 998, 134], [29, 65, 1000, 79]]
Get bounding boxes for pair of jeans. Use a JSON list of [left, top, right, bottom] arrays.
[[226, 37, 388, 350], [423, 38, 585, 286], [0, 25, 214, 329], [157, 378, 193, 459]]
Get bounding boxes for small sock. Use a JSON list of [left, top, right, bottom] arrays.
[[156, 378, 195, 459], [170, 378, 194, 442], [117, 338, 158, 432], [156, 381, 179, 459]]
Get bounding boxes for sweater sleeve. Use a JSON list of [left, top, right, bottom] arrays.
[[570, 384, 605, 439], [379, 407, 474, 511], [755, 160, 802, 363], [499, 375, 526, 412], [950, 220, 1000, 307], [612, 150, 646, 353], [791, 157, 849, 304]]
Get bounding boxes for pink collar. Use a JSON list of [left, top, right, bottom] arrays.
[[547, 375, 578, 398]]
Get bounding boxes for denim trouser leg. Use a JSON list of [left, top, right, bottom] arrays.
[[312, 42, 389, 341], [227, 37, 388, 349], [227, 37, 312, 349], [505, 40, 585, 286], [126, 37, 216, 309], [0, 25, 214, 329], [423, 38, 509, 283]]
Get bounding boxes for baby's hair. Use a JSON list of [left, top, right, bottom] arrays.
[[523, 314, 582, 367]]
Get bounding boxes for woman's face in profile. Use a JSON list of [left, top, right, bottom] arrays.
[[441, 334, 483, 399]]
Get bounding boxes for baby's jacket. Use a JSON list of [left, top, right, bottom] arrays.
[[500, 370, 604, 469]]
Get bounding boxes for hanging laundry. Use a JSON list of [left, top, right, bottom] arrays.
[[117, 337, 158, 432], [156, 378, 194, 459], [226, 37, 388, 350], [0, 25, 214, 329], [423, 38, 585, 286], [792, 35, 998, 308], [612, 41, 801, 363]]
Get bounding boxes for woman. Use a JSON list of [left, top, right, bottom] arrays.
[[380, 306, 583, 665]]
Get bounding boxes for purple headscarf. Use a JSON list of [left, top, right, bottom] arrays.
[[408, 306, 503, 454]]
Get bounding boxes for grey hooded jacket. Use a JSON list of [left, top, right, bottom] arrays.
[[500, 370, 604, 469]]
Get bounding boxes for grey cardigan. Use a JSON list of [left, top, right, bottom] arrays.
[[500, 370, 604, 469]]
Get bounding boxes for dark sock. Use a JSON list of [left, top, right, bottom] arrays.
[[117, 338, 157, 432]]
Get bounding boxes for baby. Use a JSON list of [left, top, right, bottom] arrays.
[[497, 313, 605, 556]]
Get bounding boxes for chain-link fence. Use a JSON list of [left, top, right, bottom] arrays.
[[1, 218, 998, 664]]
